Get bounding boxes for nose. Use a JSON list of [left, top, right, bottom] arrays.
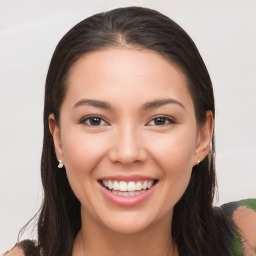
[[108, 125, 147, 165]]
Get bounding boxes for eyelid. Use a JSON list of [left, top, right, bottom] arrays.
[[79, 115, 109, 126], [146, 115, 176, 126], [78, 114, 175, 127]]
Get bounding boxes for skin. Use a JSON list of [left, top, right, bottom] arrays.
[[5, 247, 24, 256], [6, 48, 255, 256], [49, 48, 213, 256]]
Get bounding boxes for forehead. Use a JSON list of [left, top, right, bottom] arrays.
[[64, 47, 193, 111]]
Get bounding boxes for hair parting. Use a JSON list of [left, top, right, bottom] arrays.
[[18, 7, 235, 256]]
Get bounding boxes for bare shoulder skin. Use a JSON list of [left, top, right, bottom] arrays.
[[4, 246, 25, 256]]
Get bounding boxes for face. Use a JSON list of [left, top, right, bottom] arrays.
[[50, 48, 212, 235]]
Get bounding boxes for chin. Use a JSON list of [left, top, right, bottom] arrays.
[[97, 211, 157, 235]]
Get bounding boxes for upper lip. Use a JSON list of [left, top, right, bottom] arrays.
[[98, 175, 156, 182]]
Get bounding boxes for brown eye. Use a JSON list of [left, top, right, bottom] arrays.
[[82, 116, 106, 126], [147, 116, 175, 126]]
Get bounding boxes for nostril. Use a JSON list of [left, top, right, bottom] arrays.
[[108, 147, 148, 165], [107, 132, 147, 164]]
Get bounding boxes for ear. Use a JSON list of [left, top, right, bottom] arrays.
[[49, 113, 64, 162], [193, 110, 214, 165]]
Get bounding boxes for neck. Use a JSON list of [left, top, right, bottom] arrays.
[[73, 209, 178, 256]]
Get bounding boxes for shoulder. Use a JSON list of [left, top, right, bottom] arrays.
[[3, 240, 38, 256], [222, 199, 256, 255], [3, 245, 24, 256]]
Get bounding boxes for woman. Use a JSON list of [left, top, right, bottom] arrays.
[[5, 6, 256, 256]]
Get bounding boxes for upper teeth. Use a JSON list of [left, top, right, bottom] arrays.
[[102, 180, 154, 192]]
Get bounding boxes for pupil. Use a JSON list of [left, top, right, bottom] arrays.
[[90, 117, 101, 125], [155, 117, 165, 125]]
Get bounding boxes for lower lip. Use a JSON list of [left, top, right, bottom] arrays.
[[99, 182, 156, 207]]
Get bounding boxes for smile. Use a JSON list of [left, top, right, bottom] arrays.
[[98, 178, 158, 206], [102, 180, 154, 194]]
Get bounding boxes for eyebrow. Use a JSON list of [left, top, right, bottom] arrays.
[[143, 98, 185, 110], [73, 98, 185, 111], [73, 99, 112, 109]]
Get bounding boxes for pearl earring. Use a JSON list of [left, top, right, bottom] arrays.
[[197, 160, 201, 165], [58, 160, 64, 168]]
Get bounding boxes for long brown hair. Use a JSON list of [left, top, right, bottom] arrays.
[[21, 6, 233, 256]]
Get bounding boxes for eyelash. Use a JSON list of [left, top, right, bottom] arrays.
[[147, 116, 175, 126], [80, 115, 175, 127], [80, 115, 107, 126]]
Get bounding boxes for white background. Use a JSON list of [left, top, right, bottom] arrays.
[[0, 0, 255, 252]]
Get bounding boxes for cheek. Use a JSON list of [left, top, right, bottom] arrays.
[[146, 128, 196, 204], [162, 142, 193, 197], [60, 131, 111, 211], [62, 131, 107, 172], [60, 131, 109, 198], [147, 128, 197, 172]]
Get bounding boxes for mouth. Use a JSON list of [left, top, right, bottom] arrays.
[[98, 179, 158, 197]]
